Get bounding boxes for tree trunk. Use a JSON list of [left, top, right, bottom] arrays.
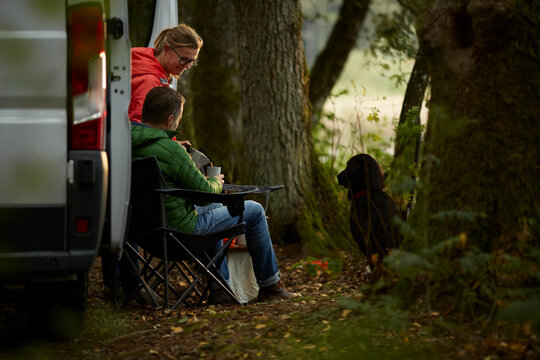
[[178, 0, 243, 180], [390, 48, 429, 214], [309, 0, 370, 125], [232, 0, 350, 249], [410, 0, 540, 252]]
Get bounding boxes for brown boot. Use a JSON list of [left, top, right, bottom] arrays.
[[257, 280, 291, 302], [208, 289, 240, 305]]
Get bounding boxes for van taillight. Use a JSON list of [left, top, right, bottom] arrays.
[[69, 6, 106, 150]]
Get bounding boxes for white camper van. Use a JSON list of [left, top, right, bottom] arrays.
[[0, 0, 178, 336]]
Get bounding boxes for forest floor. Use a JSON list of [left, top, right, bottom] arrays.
[[0, 243, 538, 360]]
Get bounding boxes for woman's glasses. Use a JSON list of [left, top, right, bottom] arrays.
[[169, 45, 198, 67]]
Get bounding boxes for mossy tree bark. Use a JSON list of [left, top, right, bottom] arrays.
[[410, 0, 540, 252], [177, 0, 243, 180], [232, 0, 350, 250], [390, 48, 429, 214]]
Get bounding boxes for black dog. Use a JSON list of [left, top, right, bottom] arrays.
[[337, 154, 400, 270]]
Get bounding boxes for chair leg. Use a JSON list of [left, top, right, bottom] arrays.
[[176, 261, 205, 298], [196, 252, 239, 306], [162, 233, 169, 308], [144, 259, 184, 300], [166, 261, 203, 302], [169, 234, 242, 310], [125, 247, 187, 307], [121, 243, 161, 308]]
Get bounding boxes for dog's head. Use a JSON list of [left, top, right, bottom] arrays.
[[337, 154, 385, 193]]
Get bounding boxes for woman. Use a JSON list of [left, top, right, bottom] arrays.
[[128, 24, 203, 123]]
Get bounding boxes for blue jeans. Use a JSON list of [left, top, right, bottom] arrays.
[[194, 201, 280, 288]]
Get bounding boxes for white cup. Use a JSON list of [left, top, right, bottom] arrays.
[[206, 166, 221, 177]]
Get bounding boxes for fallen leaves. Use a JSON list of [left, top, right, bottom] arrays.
[[170, 326, 183, 334], [56, 243, 539, 360]]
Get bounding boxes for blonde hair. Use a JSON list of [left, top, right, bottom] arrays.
[[153, 24, 203, 55]]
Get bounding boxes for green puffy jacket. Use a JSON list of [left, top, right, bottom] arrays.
[[131, 123, 222, 233]]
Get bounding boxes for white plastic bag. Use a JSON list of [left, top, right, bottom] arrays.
[[227, 252, 259, 304]]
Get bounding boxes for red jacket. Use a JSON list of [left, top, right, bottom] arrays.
[[128, 47, 170, 123]]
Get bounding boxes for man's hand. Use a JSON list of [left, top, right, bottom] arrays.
[[177, 140, 192, 147], [212, 174, 225, 187]]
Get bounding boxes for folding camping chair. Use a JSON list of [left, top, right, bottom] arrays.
[[122, 156, 261, 310]]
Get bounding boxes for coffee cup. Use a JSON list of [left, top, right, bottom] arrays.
[[205, 166, 221, 177]]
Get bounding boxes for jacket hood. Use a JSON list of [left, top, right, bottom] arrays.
[[131, 123, 179, 148], [131, 47, 168, 80]]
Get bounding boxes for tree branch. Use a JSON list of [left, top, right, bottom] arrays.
[[309, 0, 370, 125]]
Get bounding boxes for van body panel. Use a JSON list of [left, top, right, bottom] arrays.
[[0, 0, 67, 207], [0, 115, 67, 205], [0, 0, 66, 104], [67, 150, 108, 255], [105, 0, 132, 255], [0, 249, 97, 281], [0, 33, 66, 105], [0, 207, 65, 252]]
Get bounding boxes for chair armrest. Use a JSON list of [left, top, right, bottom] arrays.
[[157, 188, 260, 217], [222, 184, 284, 193], [223, 184, 284, 212]]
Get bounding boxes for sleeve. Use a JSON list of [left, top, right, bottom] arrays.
[[128, 74, 164, 122], [163, 141, 222, 194]]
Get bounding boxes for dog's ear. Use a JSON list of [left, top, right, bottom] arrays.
[[344, 154, 369, 191], [337, 168, 348, 187]]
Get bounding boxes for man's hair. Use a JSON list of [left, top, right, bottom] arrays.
[[154, 23, 203, 55], [141, 87, 185, 126]]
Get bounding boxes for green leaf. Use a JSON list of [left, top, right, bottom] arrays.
[[385, 249, 434, 273], [497, 297, 540, 324]]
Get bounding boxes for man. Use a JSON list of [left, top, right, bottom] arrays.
[[131, 87, 291, 303]]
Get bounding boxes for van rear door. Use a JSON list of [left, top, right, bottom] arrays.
[[103, 0, 132, 256], [101, 0, 178, 256]]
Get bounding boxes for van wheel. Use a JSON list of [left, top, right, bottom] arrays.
[[25, 272, 88, 339]]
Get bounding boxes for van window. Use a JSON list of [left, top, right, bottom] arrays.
[[128, 0, 156, 47]]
